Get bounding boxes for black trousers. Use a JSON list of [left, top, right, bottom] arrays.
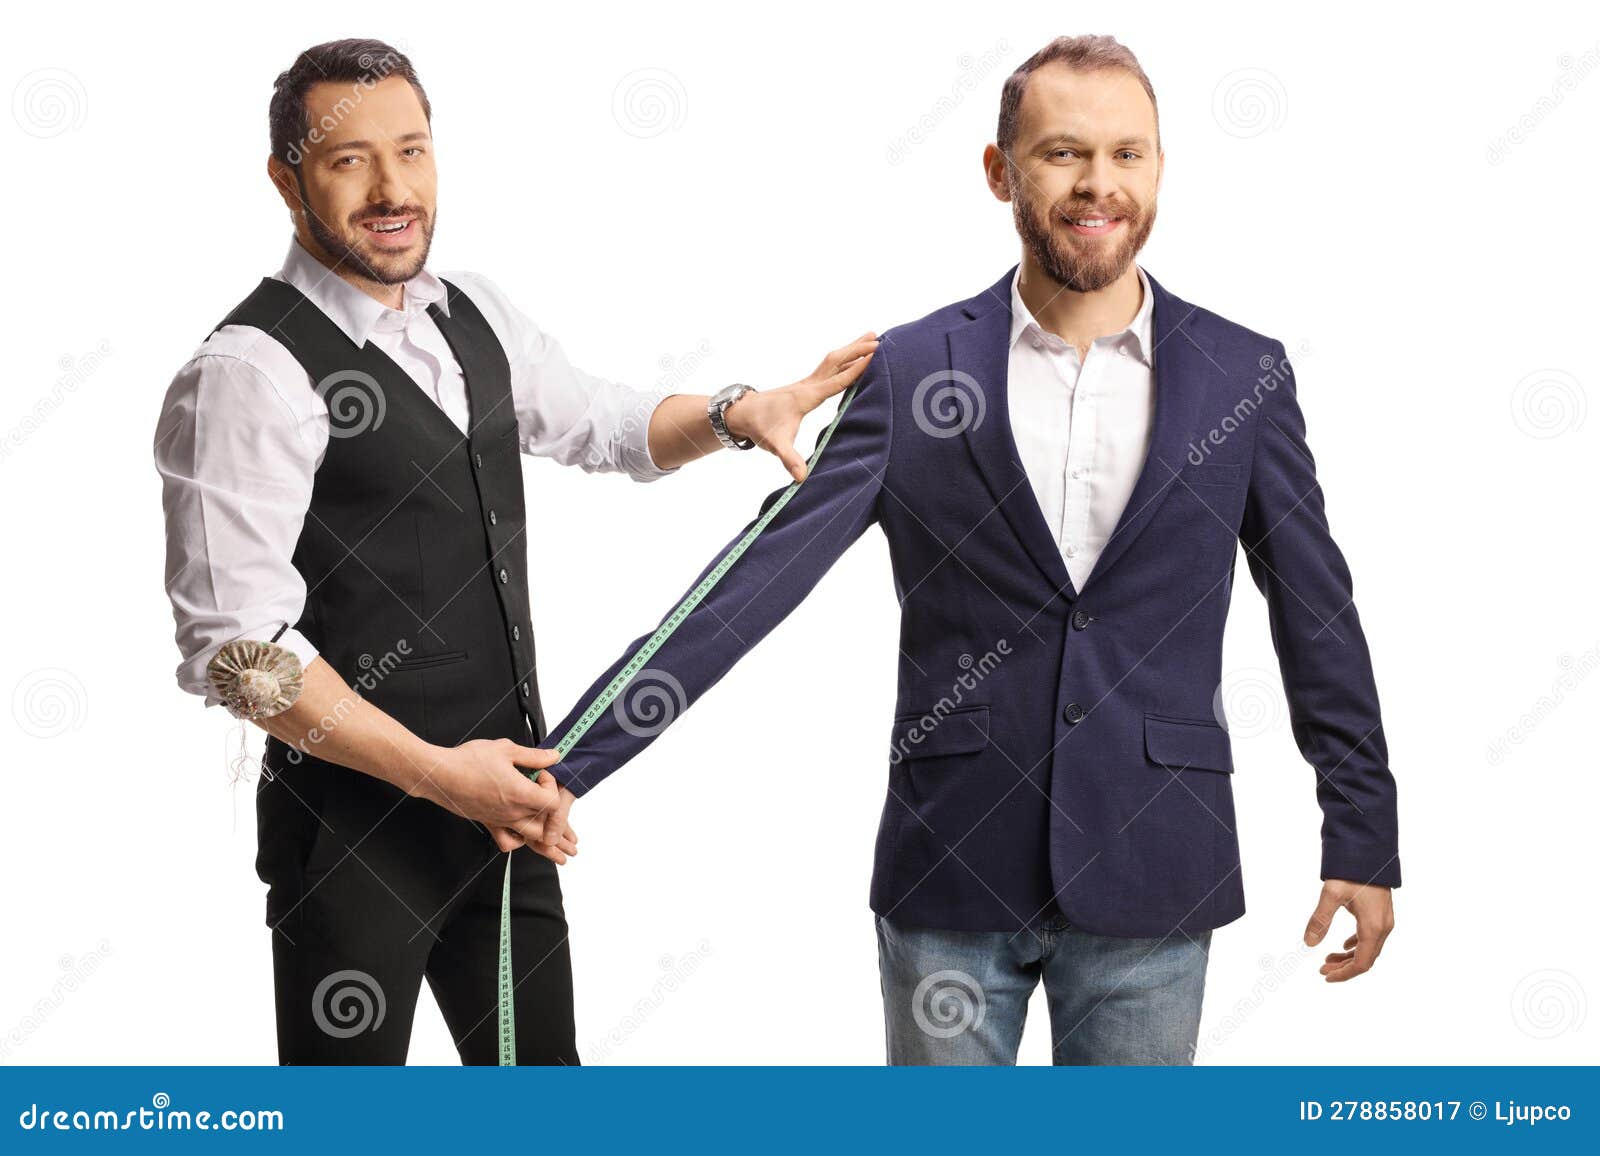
[[256, 755, 578, 1065]]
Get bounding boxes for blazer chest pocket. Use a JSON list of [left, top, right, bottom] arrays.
[[889, 704, 990, 765], [1180, 461, 1243, 488], [1144, 713, 1233, 774]]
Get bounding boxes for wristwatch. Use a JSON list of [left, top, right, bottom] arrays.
[[707, 382, 757, 450]]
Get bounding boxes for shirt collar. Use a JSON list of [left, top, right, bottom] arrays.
[[1008, 262, 1155, 366], [277, 234, 450, 347]]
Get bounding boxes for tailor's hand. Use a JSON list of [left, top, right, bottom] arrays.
[[1304, 878, 1395, 982], [724, 332, 878, 482], [413, 738, 573, 856]]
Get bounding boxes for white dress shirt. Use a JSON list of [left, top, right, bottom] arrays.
[[155, 236, 676, 705], [1007, 263, 1157, 592]]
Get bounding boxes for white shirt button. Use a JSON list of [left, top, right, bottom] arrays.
[[1063, 543, 1078, 558]]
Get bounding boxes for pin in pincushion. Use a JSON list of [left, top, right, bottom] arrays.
[[205, 639, 304, 720]]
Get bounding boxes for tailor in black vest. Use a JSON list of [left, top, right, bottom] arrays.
[[213, 275, 545, 763]]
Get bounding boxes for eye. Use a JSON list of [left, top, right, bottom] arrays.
[[402, 146, 426, 158], [1116, 149, 1140, 161], [1049, 148, 1078, 161], [334, 155, 361, 168]]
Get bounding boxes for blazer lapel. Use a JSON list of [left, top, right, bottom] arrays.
[[1078, 273, 1220, 593], [948, 268, 1078, 602]]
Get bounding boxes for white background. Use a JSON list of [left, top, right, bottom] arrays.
[[3, 0, 1597, 1065]]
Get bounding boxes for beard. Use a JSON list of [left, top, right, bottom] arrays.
[[1009, 171, 1155, 293], [303, 196, 436, 286]]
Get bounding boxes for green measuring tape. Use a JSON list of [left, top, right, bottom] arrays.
[[496, 380, 864, 1065]]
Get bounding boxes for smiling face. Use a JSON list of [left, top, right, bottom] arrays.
[[271, 74, 437, 286], [989, 63, 1162, 292]]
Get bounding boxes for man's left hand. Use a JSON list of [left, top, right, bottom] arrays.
[[1305, 878, 1394, 982]]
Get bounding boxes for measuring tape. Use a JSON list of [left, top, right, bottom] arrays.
[[497, 380, 864, 1065]]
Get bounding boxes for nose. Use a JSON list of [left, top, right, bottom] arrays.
[[1073, 153, 1119, 204], [366, 154, 412, 214]]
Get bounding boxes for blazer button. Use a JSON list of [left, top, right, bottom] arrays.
[[488, 509, 498, 525], [511, 624, 520, 641], [1062, 702, 1085, 724], [1072, 609, 1093, 631], [498, 567, 509, 584]]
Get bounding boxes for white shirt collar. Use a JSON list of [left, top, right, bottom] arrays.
[[1008, 263, 1155, 366], [278, 234, 450, 347]]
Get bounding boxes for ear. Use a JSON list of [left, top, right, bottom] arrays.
[[981, 143, 1012, 203], [267, 156, 302, 216]]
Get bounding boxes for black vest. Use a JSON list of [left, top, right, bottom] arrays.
[[213, 276, 546, 772]]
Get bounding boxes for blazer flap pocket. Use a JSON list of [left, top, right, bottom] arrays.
[[1144, 714, 1233, 774], [890, 704, 991, 762], [1181, 461, 1242, 486]]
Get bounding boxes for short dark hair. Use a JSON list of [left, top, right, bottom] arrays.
[[996, 35, 1158, 159], [269, 38, 431, 168]]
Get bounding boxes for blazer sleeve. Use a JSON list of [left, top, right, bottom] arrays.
[[541, 351, 894, 797], [1239, 341, 1401, 888]]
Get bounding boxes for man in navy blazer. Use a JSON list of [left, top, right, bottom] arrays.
[[524, 35, 1400, 1064]]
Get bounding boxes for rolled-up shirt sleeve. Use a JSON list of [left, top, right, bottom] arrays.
[[443, 271, 679, 482], [153, 351, 322, 706]]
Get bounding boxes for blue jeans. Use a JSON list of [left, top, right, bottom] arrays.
[[876, 913, 1211, 1065]]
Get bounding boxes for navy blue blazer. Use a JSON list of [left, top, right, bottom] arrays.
[[545, 267, 1401, 937]]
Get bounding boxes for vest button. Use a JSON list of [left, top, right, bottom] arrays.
[[520, 682, 530, 697], [511, 625, 520, 641], [488, 509, 497, 525], [498, 568, 509, 584], [474, 452, 483, 469], [1062, 702, 1085, 724]]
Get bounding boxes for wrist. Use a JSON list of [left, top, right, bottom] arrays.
[[391, 738, 452, 802]]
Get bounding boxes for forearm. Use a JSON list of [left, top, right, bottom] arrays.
[[645, 392, 722, 469], [253, 656, 443, 798]]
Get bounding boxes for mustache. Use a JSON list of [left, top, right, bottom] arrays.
[[1054, 201, 1138, 220], [352, 207, 427, 225]]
